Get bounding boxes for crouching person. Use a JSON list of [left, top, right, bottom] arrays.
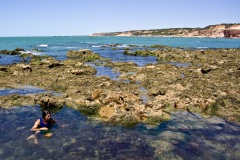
[[27, 110, 56, 144]]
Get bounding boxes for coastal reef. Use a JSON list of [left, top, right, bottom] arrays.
[[0, 47, 240, 126]]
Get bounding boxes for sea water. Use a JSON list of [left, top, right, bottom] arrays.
[[1, 36, 240, 65], [0, 36, 240, 159]]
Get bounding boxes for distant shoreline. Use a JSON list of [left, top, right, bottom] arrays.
[[91, 23, 240, 38], [0, 35, 239, 39], [90, 35, 240, 39]]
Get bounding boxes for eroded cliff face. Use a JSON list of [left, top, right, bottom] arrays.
[[187, 24, 240, 38], [91, 23, 240, 38], [224, 29, 240, 38]]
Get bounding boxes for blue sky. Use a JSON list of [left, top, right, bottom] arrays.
[[0, 0, 239, 36]]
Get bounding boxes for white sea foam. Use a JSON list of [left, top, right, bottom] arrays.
[[20, 50, 42, 55], [51, 46, 61, 48], [85, 42, 98, 44], [117, 44, 128, 48], [197, 47, 209, 49], [92, 45, 101, 48], [65, 47, 78, 49], [38, 44, 48, 47], [92, 45, 108, 48], [30, 52, 42, 55]]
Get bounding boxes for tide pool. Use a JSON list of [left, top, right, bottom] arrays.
[[0, 106, 239, 159]]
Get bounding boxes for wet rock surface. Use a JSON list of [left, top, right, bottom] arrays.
[[0, 47, 240, 125]]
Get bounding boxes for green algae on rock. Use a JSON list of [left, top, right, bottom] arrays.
[[0, 47, 239, 125], [67, 49, 102, 62]]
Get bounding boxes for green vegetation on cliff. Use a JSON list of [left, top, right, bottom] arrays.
[[92, 23, 240, 37]]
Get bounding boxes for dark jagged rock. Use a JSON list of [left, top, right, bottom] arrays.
[[0, 48, 25, 55], [201, 68, 212, 74]]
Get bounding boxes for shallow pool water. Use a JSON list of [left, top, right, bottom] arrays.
[[0, 86, 60, 96], [0, 106, 239, 160], [0, 106, 157, 160]]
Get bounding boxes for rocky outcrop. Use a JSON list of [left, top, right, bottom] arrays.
[[0, 94, 34, 108], [67, 49, 102, 62], [0, 47, 240, 126], [67, 49, 93, 57], [34, 93, 65, 109], [0, 48, 25, 55]]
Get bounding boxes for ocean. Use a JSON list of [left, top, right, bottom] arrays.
[[1, 36, 240, 65], [0, 36, 240, 159]]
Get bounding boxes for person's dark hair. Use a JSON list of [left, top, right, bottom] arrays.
[[42, 110, 51, 119]]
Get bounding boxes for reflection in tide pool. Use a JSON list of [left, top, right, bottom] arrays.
[[0, 106, 239, 159], [88, 63, 121, 80], [0, 86, 61, 96]]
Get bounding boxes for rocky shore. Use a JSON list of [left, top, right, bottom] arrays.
[[0, 47, 239, 126]]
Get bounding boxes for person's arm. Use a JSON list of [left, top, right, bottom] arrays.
[[30, 119, 48, 131], [50, 118, 56, 126], [50, 118, 68, 128]]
